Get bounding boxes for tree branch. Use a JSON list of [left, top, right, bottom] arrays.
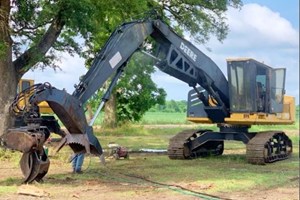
[[11, 17, 53, 35], [13, 14, 65, 77]]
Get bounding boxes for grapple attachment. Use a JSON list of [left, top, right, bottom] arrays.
[[0, 126, 102, 183], [20, 151, 50, 183], [0, 128, 50, 183], [1, 82, 104, 183]]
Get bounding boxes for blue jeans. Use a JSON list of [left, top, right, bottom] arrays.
[[72, 153, 84, 173]]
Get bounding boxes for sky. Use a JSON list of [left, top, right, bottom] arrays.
[[23, 1, 299, 104]]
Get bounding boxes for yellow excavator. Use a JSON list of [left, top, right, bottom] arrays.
[[17, 79, 53, 114]]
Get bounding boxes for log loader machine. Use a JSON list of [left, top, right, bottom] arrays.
[[0, 18, 295, 183]]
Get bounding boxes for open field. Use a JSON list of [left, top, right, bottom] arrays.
[[96, 111, 300, 126], [0, 125, 299, 200]]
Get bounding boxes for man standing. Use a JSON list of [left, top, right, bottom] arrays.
[[71, 152, 85, 173]]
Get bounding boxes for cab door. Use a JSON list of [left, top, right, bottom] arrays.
[[270, 68, 286, 113]]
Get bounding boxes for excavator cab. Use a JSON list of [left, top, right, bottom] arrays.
[[227, 58, 286, 114]]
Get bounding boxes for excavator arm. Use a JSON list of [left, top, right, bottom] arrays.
[[73, 19, 229, 115], [0, 19, 230, 183]]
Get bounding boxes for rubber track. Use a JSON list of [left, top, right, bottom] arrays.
[[167, 130, 196, 159], [246, 131, 292, 165]]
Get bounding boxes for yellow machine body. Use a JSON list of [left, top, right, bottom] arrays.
[[188, 95, 295, 125], [18, 79, 53, 114]]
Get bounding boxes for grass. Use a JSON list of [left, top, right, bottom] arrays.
[[139, 112, 189, 124], [0, 124, 299, 198], [45, 139, 299, 194], [94, 125, 217, 150], [14, 146, 295, 197], [92, 111, 299, 129], [0, 185, 17, 195], [90, 112, 189, 125], [87, 126, 299, 196], [102, 153, 299, 193], [250, 123, 299, 132]]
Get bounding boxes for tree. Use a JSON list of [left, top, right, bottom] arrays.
[[0, 0, 242, 134], [116, 53, 166, 124]]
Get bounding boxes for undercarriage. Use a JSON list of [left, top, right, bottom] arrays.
[[167, 125, 293, 164]]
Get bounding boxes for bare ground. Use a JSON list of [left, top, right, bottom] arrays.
[[0, 156, 298, 200]]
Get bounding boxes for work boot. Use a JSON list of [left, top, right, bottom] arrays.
[[75, 170, 82, 174]]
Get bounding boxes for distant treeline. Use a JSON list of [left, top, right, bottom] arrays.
[[149, 100, 187, 113]]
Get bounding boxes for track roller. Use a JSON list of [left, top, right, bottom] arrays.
[[168, 129, 224, 159], [246, 131, 292, 165]]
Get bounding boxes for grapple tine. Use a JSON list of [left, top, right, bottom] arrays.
[[64, 133, 90, 154], [54, 137, 67, 154], [20, 151, 50, 183], [55, 133, 103, 159], [20, 152, 33, 181]]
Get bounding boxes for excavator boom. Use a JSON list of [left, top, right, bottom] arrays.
[[73, 20, 229, 112]]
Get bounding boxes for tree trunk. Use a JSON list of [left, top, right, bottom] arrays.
[[103, 93, 117, 128], [0, 0, 18, 135]]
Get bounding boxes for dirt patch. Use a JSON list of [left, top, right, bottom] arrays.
[[1, 159, 299, 200], [2, 179, 201, 200], [220, 186, 299, 200]]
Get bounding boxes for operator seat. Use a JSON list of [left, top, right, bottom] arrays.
[[256, 82, 265, 112]]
